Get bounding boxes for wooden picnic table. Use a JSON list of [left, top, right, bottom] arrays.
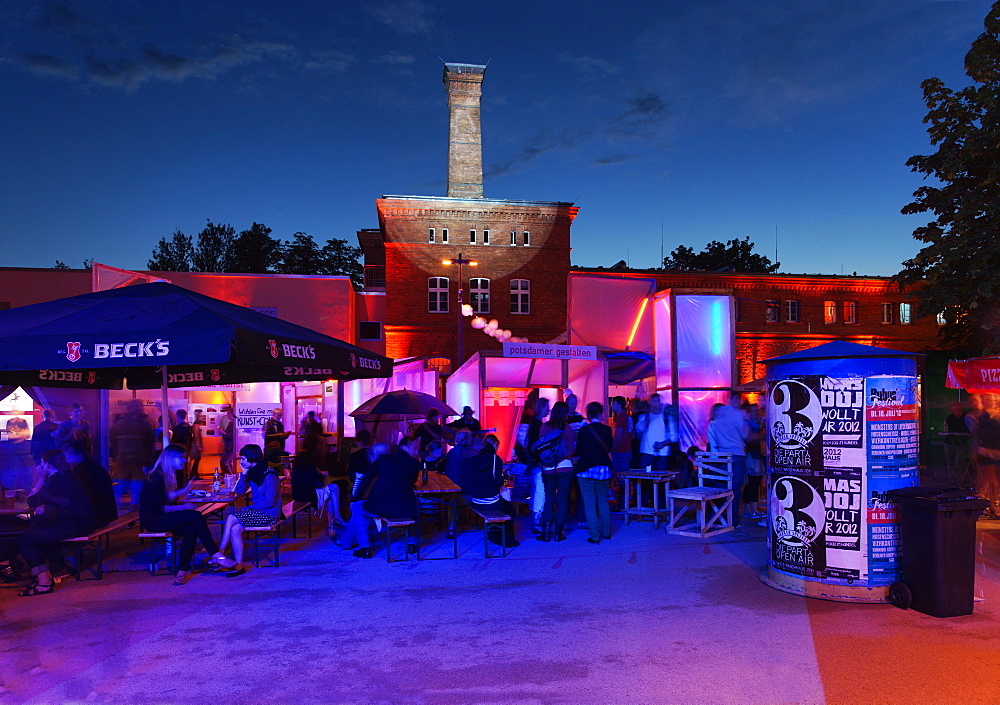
[[413, 472, 461, 558]]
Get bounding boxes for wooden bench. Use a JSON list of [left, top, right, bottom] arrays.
[[242, 501, 300, 568], [467, 504, 512, 558], [63, 510, 139, 580], [139, 502, 231, 575], [379, 518, 417, 563]]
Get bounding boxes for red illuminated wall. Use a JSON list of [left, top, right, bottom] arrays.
[[371, 196, 578, 363], [573, 267, 942, 384]]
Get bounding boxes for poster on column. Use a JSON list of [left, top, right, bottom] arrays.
[[864, 376, 919, 585], [235, 403, 280, 447], [767, 376, 865, 582]]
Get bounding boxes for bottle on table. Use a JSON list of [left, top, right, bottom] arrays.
[[421, 467, 429, 485], [212, 469, 221, 493]]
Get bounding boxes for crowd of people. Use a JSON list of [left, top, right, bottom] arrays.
[[943, 395, 1000, 518]]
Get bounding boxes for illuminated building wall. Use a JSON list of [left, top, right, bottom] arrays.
[[571, 267, 942, 384], [364, 196, 578, 365]]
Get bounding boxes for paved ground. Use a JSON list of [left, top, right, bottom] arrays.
[[2, 514, 1000, 705]]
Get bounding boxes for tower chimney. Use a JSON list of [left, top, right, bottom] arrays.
[[443, 63, 486, 199]]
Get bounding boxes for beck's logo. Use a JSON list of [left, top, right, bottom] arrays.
[[88, 371, 96, 384], [211, 369, 221, 382], [66, 342, 82, 363], [350, 353, 357, 368], [268, 340, 279, 359]]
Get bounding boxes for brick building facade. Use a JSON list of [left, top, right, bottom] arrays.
[[572, 266, 942, 384]]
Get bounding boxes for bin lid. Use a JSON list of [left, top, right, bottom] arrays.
[[888, 485, 990, 511]]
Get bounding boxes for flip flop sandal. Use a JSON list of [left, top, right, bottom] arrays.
[[19, 582, 54, 597], [208, 555, 236, 569], [224, 566, 247, 578]]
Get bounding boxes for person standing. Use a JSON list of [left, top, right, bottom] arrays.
[[111, 400, 154, 511], [636, 393, 678, 473], [299, 411, 323, 437], [515, 395, 549, 535], [943, 401, 969, 484], [575, 402, 614, 544], [31, 409, 59, 463], [52, 403, 91, 453], [609, 396, 633, 510], [708, 394, 750, 522], [188, 411, 205, 480], [264, 408, 290, 451], [170, 409, 193, 453], [537, 401, 577, 542]]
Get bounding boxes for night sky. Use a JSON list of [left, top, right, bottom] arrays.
[[1, 0, 991, 276]]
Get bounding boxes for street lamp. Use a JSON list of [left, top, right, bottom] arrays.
[[442, 253, 477, 371]]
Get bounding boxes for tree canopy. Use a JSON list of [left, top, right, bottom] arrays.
[[897, 1, 1000, 352], [146, 221, 364, 287], [662, 237, 779, 273]]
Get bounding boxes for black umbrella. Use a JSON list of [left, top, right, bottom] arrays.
[[349, 390, 458, 422], [0, 282, 392, 389]]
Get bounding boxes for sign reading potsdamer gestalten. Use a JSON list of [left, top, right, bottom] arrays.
[[501, 343, 597, 360]]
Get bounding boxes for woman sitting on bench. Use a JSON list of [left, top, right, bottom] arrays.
[[465, 435, 519, 548], [217, 444, 282, 577], [140, 445, 235, 585]]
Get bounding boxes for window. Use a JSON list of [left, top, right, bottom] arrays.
[[899, 302, 911, 325], [937, 311, 947, 326], [441, 228, 449, 243], [428, 228, 435, 244], [881, 303, 893, 324], [428, 277, 449, 313], [470, 278, 490, 314], [784, 301, 799, 323], [482, 229, 490, 245], [765, 300, 780, 323], [734, 298, 742, 323], [510, 279, 530, 314], [844, 301, 857, 324], [824, 301, 837, 324], [359, 321, 383, 341], [510, 230, 517, 246], [470, 229, 477, 245], [522, 231, 530, 246]]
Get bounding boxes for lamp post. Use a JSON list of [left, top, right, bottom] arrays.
[[442, 253, 477, 371]]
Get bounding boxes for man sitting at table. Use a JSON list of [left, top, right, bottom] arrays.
[[339, 438, 420, 559], [63, 439, 118, 529], [465, 434, 519, 548]]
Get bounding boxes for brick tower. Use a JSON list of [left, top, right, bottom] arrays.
[[359, 63, 577, 370], [443, 63, 486, 199]]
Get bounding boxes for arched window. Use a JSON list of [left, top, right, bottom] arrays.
[[428, 277, 449, 313], [510, 279, 530, 314], [470, 278, 490, 314]]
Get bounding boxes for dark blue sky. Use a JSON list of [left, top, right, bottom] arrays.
[[0, 0, 990, 276]]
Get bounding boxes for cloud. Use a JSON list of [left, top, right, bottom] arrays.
[[79, 38, 298, 90], [557, 53, 620, 78], [304, 49, 355, 74], [375, 51, 416, 65], [365, 0, 434, 36], [16, 52, 78, 79], [486, 90, 671, 178]]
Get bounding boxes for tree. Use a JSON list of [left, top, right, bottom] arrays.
[[662, 236, 779, 273], [898, 2, 1000, 353], [230, 222, 283, 273], [53, 260, 69, 269], [148, 230, 194, 271], [319, 237, 364, 287], [278, 232, 323, 275], [192, 220, 236, 273]]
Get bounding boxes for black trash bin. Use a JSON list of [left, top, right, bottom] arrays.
[[888, 485, 988, 618]]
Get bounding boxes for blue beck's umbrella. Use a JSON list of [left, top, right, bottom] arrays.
[[0, 282, 392, 389], [350, 390, 458, 422]]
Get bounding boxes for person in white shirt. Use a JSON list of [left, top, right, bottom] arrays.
[[636, 393, 678, 473]]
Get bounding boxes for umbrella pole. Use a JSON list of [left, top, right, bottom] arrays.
[[161, 365, 169, 446]]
